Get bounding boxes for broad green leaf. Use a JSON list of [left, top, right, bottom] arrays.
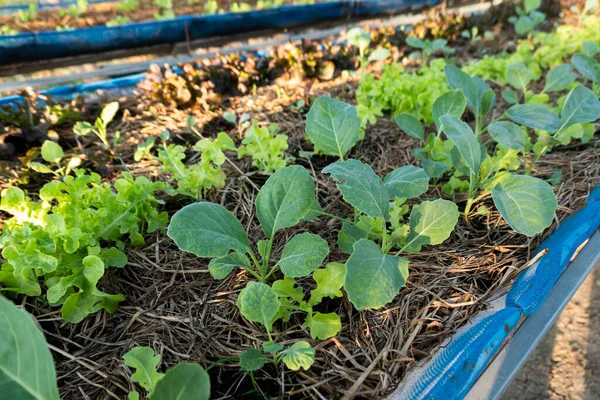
[[223, 111, 237, 124], [208, 252, 251, 280], [99, 101, 120, 128], [151, 363, 210, 400], [582, 40, 599, 57], [272, 277, 304, 302], [403, 199, 459, 253], [309, 262, 346, 306], [440, 115, 483, 174], [368, 47, 391, 62], [422, 159, 447, 178], [239, 348, 265, 372], [506, 62, 532, 90], [344, 239, 408, 310], [303, 312, 341, 340], [524, 0, 540, 13], [487, 121, 525, 150], [572, 53, 600, 84], [0, 296, 60, 400], [337, 221, 369, 254], [123, 347, 164, 393], [445, 64, 481, 115], [406, 36, 425, 49], [557, 86, 600, 132], [323, 159, 390, 220], [501, 88, 519, 104], [383, 165, 430, 199], [237, 282, 280, 329], [256, 165, 315, 238], [278, 233, 329, 278], [543, 64, 576, 93], [432, 90, 467, 130], [505, 104, 560, 132], [61, 290, 124, 324], [480, 88, 496, 117], [263, 342, 283, 354], [281, 342, 315, 371], [73, 121, 93, 136], [168, 202, 249, 258], [129, 392, 140, 400], [41, 140, 64, 164], [492, 174, 557, 236], [30, 162, 54, 174], [515, 15, 534, 35], [305, 96, 360, 158], [395, 114, 424, 142]]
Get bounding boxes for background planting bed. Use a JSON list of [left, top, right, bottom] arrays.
[[0, 0, 114, 15], [0, 0, 440, 63]]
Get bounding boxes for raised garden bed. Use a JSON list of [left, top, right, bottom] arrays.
[[0, 0, 321, 33], [1, 1, 600, 399]]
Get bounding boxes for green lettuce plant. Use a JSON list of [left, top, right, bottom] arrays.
[[356, 58, 450, 126], [60, 0, 88, 17], [237, 120, 290, 173], [16, 4, 37, 23], [158, 131, 235, 199], [117, 0, 139, 12], [168, 165, 337, 370], [0, 171, 169, 322], [323, 159, 459, 309], [153, 0, 175, 20], [123, 346, 210, 400]]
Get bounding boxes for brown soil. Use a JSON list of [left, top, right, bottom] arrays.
[[5, 72, 598, 399], [0, 0, 323, 33]]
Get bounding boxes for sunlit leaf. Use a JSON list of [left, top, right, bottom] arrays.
[[344, 239, 409, 310]]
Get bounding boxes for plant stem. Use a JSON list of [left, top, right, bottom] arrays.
[[261, 236, 275, 280], [463, 197, 475, 222], [464, 190, 490, 221], [475, 114, 482, 139], [312, 210, 352, 224], [381, 228, 388, 253], [525, 146, 548, 174], [263, 264, 279, 281], [247, 250, 264, 280]]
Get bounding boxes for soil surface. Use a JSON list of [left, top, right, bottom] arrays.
[[504, 265, 600, 400]]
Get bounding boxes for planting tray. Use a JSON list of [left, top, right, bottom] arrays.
[[389, 184, 600, 400], [0, 0, 440, 63]]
